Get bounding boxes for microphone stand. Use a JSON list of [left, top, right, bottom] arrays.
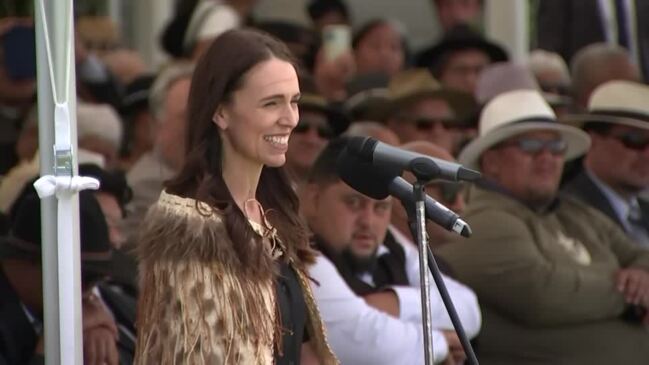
[[404, 188, 479, 365], [411, 179, 435, 365]]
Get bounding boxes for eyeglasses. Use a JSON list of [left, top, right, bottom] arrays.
[[608, 132, 649, 151], [426, 181, 464, 204], [500, 138, 568, 156], [293, 120, 334, 139], [396, 115, 456, 131], [414, 117, 457, 131]]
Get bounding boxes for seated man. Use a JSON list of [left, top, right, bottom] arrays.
[[0, 191, 135, 365], [303, 138, 481, 364], [439, 89, 649, 364], [563, 81, 649, 247], [390, 141, 466, 250]]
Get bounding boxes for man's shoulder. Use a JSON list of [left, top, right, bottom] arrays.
[[464, 190, 529, 226]]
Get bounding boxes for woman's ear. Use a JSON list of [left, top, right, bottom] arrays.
[[213, 105, 229, 130]]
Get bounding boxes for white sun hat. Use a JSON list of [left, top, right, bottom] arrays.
[[458, 89, 591, 170], [562, 80, 649, 130]]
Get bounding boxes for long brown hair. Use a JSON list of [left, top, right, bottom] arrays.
[[165, 29, 314, 279]]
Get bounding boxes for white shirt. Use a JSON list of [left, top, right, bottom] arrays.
[[310, 254, 450, 364], [310, 228, 482, 364], [388, 226, 482, 337]]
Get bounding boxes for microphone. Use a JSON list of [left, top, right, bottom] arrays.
[[346, 136, 481, 182], [337, 148, 472, 237]]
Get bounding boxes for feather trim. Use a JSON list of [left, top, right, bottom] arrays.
[[135, 191, 277, 364], [295, 269, 340, 365]]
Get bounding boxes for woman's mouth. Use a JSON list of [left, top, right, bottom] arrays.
[[264, 135, 289, 148]]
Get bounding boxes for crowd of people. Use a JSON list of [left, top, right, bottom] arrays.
[[1, 0, 649, 364]]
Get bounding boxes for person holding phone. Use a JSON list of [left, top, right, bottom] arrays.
[[352, 19, 407, 77], [134, 29, 338, 365]]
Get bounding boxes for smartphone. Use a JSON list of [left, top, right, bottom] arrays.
[[322, 24, 351, 62], [2, 24, 37, 81]]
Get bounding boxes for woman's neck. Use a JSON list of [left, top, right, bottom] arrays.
[[222, 151, 264, 223]]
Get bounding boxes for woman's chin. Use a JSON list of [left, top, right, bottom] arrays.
[[263, 155, 287, 168]]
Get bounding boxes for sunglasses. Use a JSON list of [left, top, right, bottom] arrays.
[[500, 138, 568, 156], [395, 116, 457, 131], [426, 181, 465, 204], [608, 132, 649, 151], [293, 120, 334, 139]]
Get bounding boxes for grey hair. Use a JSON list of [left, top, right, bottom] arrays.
[[570, 43, 637, 103], [149, 62, 195, 121]]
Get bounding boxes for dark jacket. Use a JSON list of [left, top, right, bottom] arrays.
[[439, 185, 649, 365], [563, 169, 649, 235], [0, 270, 42, 365], [537, 0, 649, 82]]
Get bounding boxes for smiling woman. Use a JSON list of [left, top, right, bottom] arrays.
[[134, 29, 338, 365]]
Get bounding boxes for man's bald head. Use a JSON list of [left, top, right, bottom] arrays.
[[392, 141, 466, 247], [571, 43, 640, 109]]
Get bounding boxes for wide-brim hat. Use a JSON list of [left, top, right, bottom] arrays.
[[0, 191, 114, 278], [458, 90, 591, 170], [299, 93, 350, 135], [562, 80, 649, 130], [387, 68, 477, 124], [344, 72, 391, 121], [416, 24, 508, 70]]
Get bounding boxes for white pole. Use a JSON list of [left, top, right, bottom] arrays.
[[484, 0, 529, 62], [34, 0, 84, 363]]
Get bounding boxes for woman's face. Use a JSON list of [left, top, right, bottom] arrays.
[[354, 23, 404, 77], [216, 57, 301, 169]]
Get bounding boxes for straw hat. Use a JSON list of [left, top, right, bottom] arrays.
[[299, 93, 350, 135], [387, 69, 476, 123], [458, 90, 590, 170], [344, 72, 390, 121], [562, 80, 649, 130]]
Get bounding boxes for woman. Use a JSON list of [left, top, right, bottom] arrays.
[[134, 29, 338, 364], [352, 19, 407, 77]]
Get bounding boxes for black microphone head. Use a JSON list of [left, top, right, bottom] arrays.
[[346, 136, 378, 161], [457, 167, 481, 182], [336, 147, 399, 200]]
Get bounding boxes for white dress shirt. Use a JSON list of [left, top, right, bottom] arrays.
[[388, 226, 482, 337], [310, 254, 450, 364]]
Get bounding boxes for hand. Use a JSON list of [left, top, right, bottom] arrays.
[[83, 326, 119, 365], [34, 335, 45, 356], [643, 310, 649, 327], [442, 355, 457, 365], [442, 330, 466, 365], [82, 293, 117, 334], [313, 49, 355, 101], [616, 268, 649, 306]]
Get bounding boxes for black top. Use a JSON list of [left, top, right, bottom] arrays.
[[274, 260, 308, 365], [0, 269, 43, 365]]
